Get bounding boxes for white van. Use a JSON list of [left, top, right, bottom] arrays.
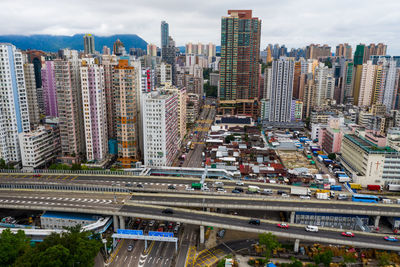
[[305, 225, 319, 232], [214, 181, 224, 186]]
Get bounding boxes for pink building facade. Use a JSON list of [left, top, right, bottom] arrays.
[[41, 61, 58, 117]]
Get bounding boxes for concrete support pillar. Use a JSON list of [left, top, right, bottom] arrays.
[[113, 215, 119, 232], [206, 208, 211, 212], [200, 226, 205, 244], [119, 216, 125, 230], [290, 211, 295, 224], [374, 216, 381, 228], [294, 239, 300, 253]]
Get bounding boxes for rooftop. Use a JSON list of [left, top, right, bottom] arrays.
[[41, 211, 98, 221], [345, 134, 398, 154]]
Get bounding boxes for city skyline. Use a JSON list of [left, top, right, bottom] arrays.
[[1, 0, 400, 54]]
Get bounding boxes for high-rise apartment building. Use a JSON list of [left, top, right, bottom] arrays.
[[206, 43, 216, 59], [269, 58, 294, 122], [383, 60, 398, 112], [113, 39, 125, 56], [41, 61, 58, 117], [162, 36, 177, 85], [335, 43, 352, 59], [156, 62, 172, 86], [163, 84, 187, 141], [141, 68, 155, 93], [306, 44, 331, 59], [80, 58, 108, 161], [341, 61, 354, 104], [219, 10, 261, 100], [354, 44, 366, 65], [101, 54, 118, 139], [262, 67, 272, 100], [23, 63, 40, 127], [358, 61, 377, 107], [314, 63, 335, 106], [303, 73, 315, 119], [365, 43, 387, 62], [0, 43, 30, 163], [83, 34, 95, 54], [113, 59, 139, 167], [142, 91, 179, 166], [147, 44, 157, 57], [161, 21, 169, 48]]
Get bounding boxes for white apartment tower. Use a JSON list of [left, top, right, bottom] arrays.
[[314, 63, 335, 106], [80, 58, 108, 161], [269, 58, 294, 122], [0, 43, 30, 163], [358, 60, 377, 107], [142, 91, 179, 166]]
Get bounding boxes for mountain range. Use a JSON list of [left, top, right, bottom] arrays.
[[0, 34, 148, 52]]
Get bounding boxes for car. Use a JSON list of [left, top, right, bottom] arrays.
[[142, 220, 147, 227], [232, 189, 240, 194], [168, 222, 174, 229], [342, 232, 355, 237], [33, 174, 41, 177], [234, 187, 244, 192], [384, 236, 398, 242], [176, 222, 181, 226], [137, 184, 144, 188], [157, 227, 164, 232], [277, 223, 289, 229], [174, 225, 180, 234], [281, 193, 290, 198], [236, 181, 244, 186], [246, 190, 256, 194], [162, 208, 174, 214], [217, 188, 226, 193], [127, 244, 134, 252], [149, 220, 155, 227], [168, 185, 176, 190], [217, 229, 226, 238], [248, 219, 260, 225], [125, 183, 133, 187], [185, 187, 195, 191], [305, 225, 318, 232], [277, 190, 287, 195], [300, 195, 311, 200]]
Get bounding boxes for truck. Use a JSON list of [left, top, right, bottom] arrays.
[[338, 173, 350, 183], [367, 185, 381, 191], [248, 185, 260, 193], [388, 184, 400, 192], [316, 189, 330, 194], [330, 185, 342, 191], [191, 183, 202, 190], [290, 187, 311, 196], [316, 192, 329, 200], [350, 183, 362, 190]]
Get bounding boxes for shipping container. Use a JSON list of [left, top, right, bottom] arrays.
[[350, 183, 362, 190], [316, 193, 329, 199], [388, 184, 400, 192], [290, 187, 311, 196], [367, 185, 381, 191], [330, 185, 342, 191]]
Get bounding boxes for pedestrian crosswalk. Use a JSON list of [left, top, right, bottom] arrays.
[[99, 180, 186, 187]]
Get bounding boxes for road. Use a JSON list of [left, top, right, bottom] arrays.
[[128, 193, 400, 216], [175, 224, 198, 267], [182, 98, 216, 168]]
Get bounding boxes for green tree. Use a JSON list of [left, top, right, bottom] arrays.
[[71, 163, 82, 170], [204, 82, 218, 97], [378, 252, 391, 266], [37, 245, 70, 267], [342, 253, 357, 264], [0, 229, 30, 266], [258, 232, 280, 261], [224, 134, 235, 144], [0, 158, 6, 169], [314, 250, 333, 267], [328, 153, 336, 160]]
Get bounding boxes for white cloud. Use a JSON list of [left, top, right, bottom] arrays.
[[1, 0, 400, 54]]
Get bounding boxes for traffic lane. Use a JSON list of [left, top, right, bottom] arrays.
[[119, 205, 398, 248], [129, 195, 400, 214]]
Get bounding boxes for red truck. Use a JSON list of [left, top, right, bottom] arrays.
[[367, 185, 381, 191]]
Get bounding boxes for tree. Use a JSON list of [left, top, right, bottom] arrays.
[[71, 163, 82, 170], [314, 250, 333, 267], [204, 82, 218, 97], [0, 158, 6, 169], [378, 252, 391, 266], [0, 229, 30, 266], [16, 225, 102, 267], [328, 153, 336, 160], [224, 134, 235, 144], [258, 232, 280, 261]]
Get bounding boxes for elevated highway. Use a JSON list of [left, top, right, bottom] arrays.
[[0, 191, 398, 251]]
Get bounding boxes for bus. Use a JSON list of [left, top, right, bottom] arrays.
[[352, 194, 379, 203]]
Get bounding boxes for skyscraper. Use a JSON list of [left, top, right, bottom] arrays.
[[83, 34, 95, 54], [113, 59, 139, 167], [354, 44, 366, 65], [335, 43, 352, 59], [162, 36, 177, 85], [147, 44, 157, 57], [80, 58, 108, 162], [358, 61, 376, 107], [113, 39, 125, 56], [54, 50, 84, 160], [101, 54, 118, 139], [219, 10, 261, 100], [161, 21, 169, 48], [269, 58, 294, 122], [41, 61, 58, 117], [314, 63, 335, 106], [0, 43, 30, 163], [23, 63, 40, 127]]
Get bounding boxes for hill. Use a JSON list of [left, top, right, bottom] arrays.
[[0, 34, 148, 52]]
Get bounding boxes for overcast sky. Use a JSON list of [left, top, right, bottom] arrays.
[[2, 0, 400, 54]]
